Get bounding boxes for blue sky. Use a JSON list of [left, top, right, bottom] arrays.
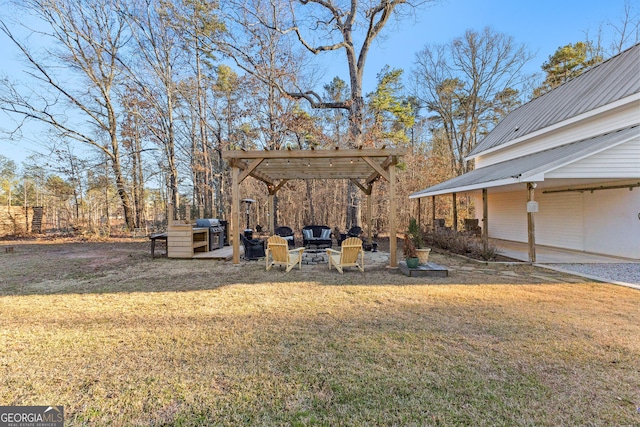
[[0, 0, 634, 165], [339, 0, 631, 92]]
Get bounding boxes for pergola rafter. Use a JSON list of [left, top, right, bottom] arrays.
[[222, 147, 405, 267]]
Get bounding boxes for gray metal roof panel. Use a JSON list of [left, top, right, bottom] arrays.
[[468, 43, 640, 157], [411, 125, 639, 198]]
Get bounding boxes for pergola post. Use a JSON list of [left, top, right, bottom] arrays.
[[389, 159, 397, 267], [366, 188, 373, 245], [268, 191, 275, 234], [231, 165, 240, 264]]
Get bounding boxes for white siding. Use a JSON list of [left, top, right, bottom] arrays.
[[536, 192, 584, 250], [546, 139, 640, 178], [582, 186, 640, 258], [475, 100, 640, 168], [486, 192, 528, 242], [476, 184, 640, 259], [485, 191, 584, 250]]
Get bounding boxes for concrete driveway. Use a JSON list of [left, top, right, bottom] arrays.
[[492, 239, 640, 289], [493, 239, 638, 264]]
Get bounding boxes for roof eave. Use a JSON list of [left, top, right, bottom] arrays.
[[409, 177, 522, 199], [414, 125, 639, 199], [466, 92, 640, 161]]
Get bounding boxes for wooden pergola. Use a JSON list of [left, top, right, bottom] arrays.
[[222, 147, 405, 267]]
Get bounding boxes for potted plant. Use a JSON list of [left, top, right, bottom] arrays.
[[403, 233, 420, 268], [408, 218, 431, 264]]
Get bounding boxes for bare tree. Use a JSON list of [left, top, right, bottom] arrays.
[[217, 0, 434, 145], [0, 154, 17, 206], [49, 141, 89, 225], [120, 89, 150, 228], [412, 27, 532, 175], [215, 0, 316, 224], [217, 0, 306, 149], [209, 65, 250, 217], [585, 0, 640, 58], [0, 0, 137, 229], [607, 0, 640, 54], [124, 0, 191, 220], [218, 0, 433, 226], [168, 0, 225, 217]]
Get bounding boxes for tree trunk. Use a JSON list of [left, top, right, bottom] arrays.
[[346, 180, 359, 228], [166, 86, 179, 219], [110, 147, 134, 230], [134, 132, 145, 228], [346, 61, 365, 225]]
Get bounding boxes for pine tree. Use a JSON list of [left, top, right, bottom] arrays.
[[534, 42, 603, 97]]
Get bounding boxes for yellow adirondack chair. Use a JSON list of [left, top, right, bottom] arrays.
[[266, 235, 305, 272], [326, 237, 364, 273]]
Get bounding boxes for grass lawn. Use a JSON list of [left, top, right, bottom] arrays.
[[1, 239, 639, 426]]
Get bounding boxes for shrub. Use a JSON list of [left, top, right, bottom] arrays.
[[407, 217, 425, 248], [425, 230, 499, 261], [403, 233, 417, 259]]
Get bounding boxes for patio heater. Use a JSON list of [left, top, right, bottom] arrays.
[[241, 198, 256, 239]]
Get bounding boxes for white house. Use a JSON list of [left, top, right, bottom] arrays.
[[410, 43, 640, 261]]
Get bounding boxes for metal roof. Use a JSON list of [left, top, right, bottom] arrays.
[[468, 43, 640, 158], [410, 125, 639, 198]]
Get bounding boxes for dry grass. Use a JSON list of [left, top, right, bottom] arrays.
[[0, 239, 639, 426]]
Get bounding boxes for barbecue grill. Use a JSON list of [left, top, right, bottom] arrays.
[[195, 218, 226, 250]]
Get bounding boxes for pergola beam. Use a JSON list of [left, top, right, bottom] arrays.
[[366, 155, 396, 184], [239, 158, 264, 183], [350, 178, 372, 195], [362, 156, 389, 182], [268, 179, 289, 195], [232, 158, 275, 186], [223, 147, 403, 159]]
